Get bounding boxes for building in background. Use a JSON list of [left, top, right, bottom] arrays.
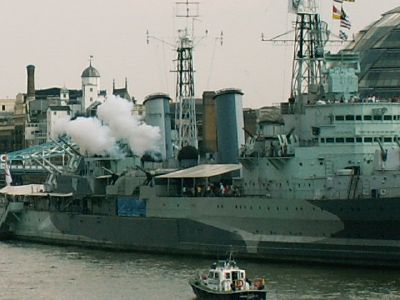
[[0, 96, 25, 153], [113, 78, 134, 102], [346, 7, 400, 99]]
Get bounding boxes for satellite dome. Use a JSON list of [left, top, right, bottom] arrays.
[[81, 64, 100, 78]]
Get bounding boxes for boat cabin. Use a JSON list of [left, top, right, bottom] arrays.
[[206, 259, 248, 292]]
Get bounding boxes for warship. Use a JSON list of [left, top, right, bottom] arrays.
[[1, 2, 400, 267]]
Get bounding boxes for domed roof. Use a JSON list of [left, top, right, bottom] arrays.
[[346, 6, 400, 98], [81, 64, 100, 78]]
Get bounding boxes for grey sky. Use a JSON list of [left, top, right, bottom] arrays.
[[0, 0, 398, 108]]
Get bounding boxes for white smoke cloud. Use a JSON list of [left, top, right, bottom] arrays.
[[97, 95, 161, 156], [54, 95, 161, 157]]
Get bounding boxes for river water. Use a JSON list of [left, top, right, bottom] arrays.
[[0, 241, 399, 300]]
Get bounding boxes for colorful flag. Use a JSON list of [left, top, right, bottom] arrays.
[[339, 30, 348, 41], [340, 7, 351, 29], [333, 5, 341, 20], [341, 6, 348, 19], [341, 18, 351, 29]]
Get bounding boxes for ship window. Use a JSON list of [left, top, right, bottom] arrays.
[[232, 271, 239, 280], [345, 115, 354, 121], [346, 137, 354, 143], [364, 115, 372, 121], [384, 137, 392, 143], [225, 273, 231, 279], [355, 115, 362, 120], [326, 138, 334, 143], [384, 115, 392, 121], [320, 138, 325, 143], [356, 137, 362, 143], [336, 138, 344, 143], [373, 115, 382, 121], [364, 137, 373, 143], [335, 115, 344, 121]]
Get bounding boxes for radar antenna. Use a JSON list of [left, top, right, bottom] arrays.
[[289, 0, 325, 109], [173, 0, 200, 150], [147, 1, 205, 153], [262, 1, 336, 110]]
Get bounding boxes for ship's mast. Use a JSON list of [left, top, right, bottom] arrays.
[[174, 0, 198, 150], [290, 0, 325, 110]]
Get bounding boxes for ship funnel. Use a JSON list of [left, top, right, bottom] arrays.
[[143, 93, 173, 161], [214, 88, 245, 164]]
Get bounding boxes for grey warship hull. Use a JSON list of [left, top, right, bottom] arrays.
[[4, 195, 400, 267]]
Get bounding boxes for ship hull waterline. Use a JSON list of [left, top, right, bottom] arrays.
[[5, 202, 400, 268]]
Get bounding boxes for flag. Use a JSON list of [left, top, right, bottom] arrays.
[[339, 30, 348, 41], [340, 6, 351, 29], [341, 6, 348, 19], [341, 18, 351, 29], [333, 5, 341, 20]]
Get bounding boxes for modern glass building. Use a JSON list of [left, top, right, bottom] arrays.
[[346, 6, 400, 99]]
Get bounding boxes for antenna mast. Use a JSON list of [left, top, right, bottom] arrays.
[[290, 0, 325, 109], [174, 0, 199, 150]]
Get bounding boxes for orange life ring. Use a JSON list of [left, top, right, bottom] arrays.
[[235, 279, 244, 288]]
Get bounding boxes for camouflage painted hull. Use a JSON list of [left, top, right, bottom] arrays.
[[7, 195, 400, 267]]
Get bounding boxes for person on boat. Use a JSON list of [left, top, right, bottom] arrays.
[[245, 277, 251, 289], [219, 182, 225, 196]]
